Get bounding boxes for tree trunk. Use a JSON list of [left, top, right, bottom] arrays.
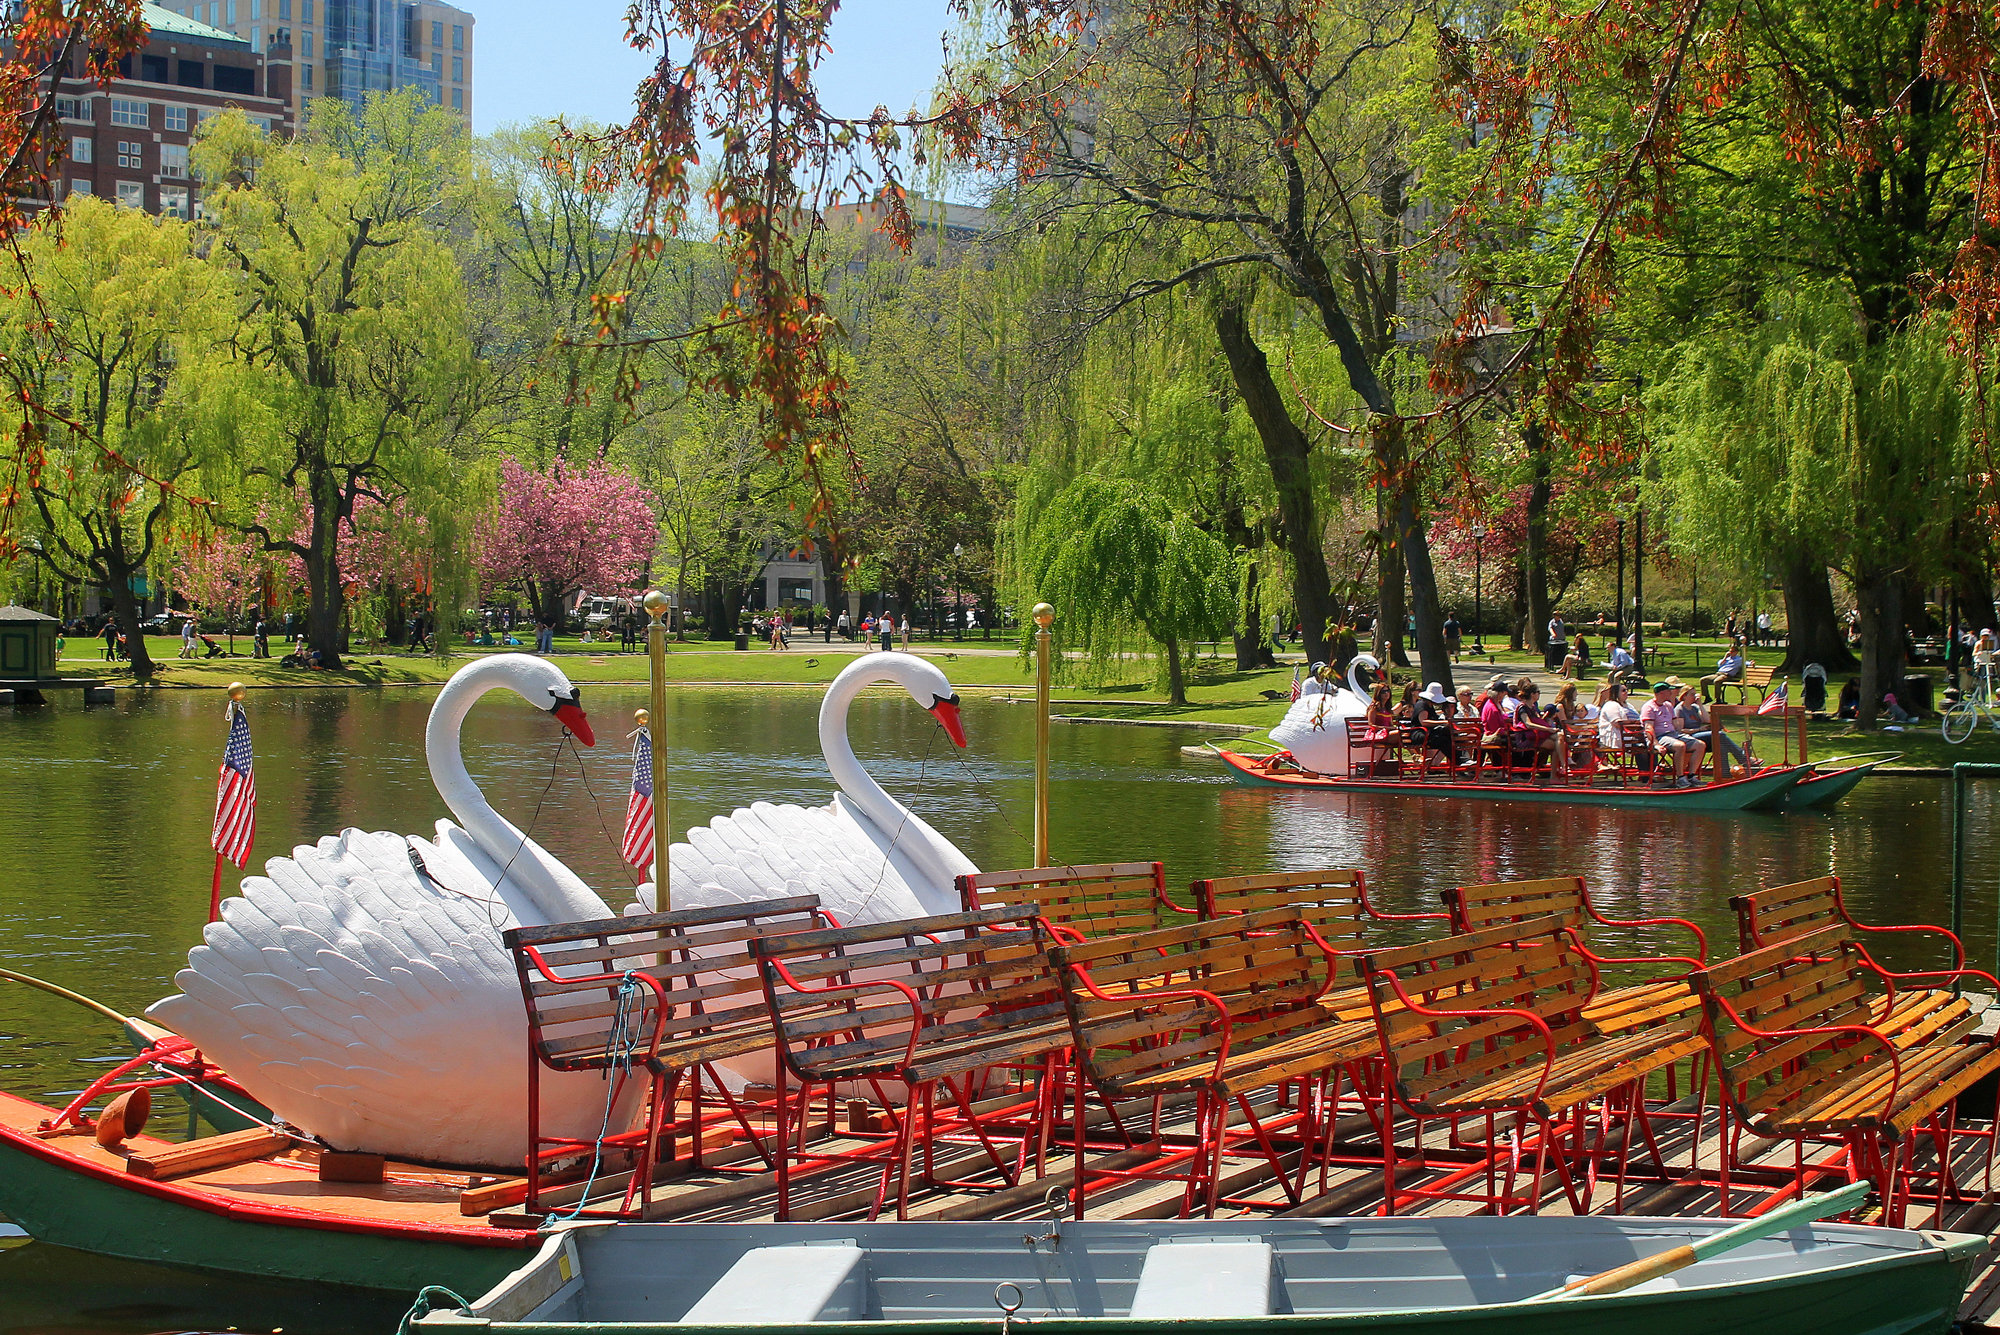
[[384, 578, 408, 646], [1164, 634, 1186, 705], [1234, 563, 1266, 670], [703, 576, 732, 641], [1378, 503, 1410, 668], [1853, 566, 1904, 729], [1955, 546, 1998, 640], [1778, 555, 1856, 673], [1524, 420, 1551, 664], [103, 560, 153, 679], [1380, 422, 1451, 690], [1213, 302, 1335, 668]]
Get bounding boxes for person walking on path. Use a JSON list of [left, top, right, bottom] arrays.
[[180, 616, 198, 659], [899, 615, 911, 650], [879, 617, 895, 653]]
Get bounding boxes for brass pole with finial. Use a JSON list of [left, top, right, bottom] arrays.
[[643, 590, 671, 909], [1033, 603, 1054, 866]]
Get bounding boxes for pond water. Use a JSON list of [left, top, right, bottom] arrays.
[[0, 676, 1997, 1332]]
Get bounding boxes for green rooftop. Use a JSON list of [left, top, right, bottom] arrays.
[[139, 2, 251, 49]]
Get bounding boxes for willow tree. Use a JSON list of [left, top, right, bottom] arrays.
[[1654, 297, 1964, 725], [1014, 474, 1236, 705]]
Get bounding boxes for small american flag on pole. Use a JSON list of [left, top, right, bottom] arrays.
[[211, 703, 256, 869], [1757, 681, 1790, 716], [621, 728, 655, 871]]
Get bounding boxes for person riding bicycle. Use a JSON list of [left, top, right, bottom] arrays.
[[1975, 628, 1998, 699]]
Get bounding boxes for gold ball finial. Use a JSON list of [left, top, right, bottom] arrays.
[[635, 708, 650, 726], [1033, 603, 1054, 629], [227, 682, 247, 701], [642, 589, 669, 622]]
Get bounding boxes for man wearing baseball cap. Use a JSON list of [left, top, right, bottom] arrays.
[[1643, 680, 1706, 787]]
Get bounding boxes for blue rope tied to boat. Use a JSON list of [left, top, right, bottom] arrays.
[[542, 971, 644, 1228], [396, 1284, 472, 1334]]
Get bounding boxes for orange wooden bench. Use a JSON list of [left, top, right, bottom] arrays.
[[1358, 915, 1706, 1215], [1691, 923, 2000, 1225], [957, 861, 1196, 941]]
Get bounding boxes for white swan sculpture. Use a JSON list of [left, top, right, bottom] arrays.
[[1267, 653, 1381, 776], [146, 655, 627, 1170], [632, 652, 976, 925]]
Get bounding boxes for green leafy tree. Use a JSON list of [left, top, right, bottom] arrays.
[[198, 92, 480, 670], [1, 198, 237, 678], [1014, 473, 1237, 705]]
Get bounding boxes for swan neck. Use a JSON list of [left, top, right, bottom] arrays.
[[820, 666, 904, 831]]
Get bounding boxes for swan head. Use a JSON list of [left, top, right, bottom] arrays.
[[826, 651, 967, 748], [545, 682, 594, 747]]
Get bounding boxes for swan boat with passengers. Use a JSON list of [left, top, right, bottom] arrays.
[[1210, 655, 1869, 812]]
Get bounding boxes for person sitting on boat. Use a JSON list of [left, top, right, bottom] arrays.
[[1478, 680, 1512, 751], [1488, 674, 1519, 716], [1552, 682, 1594, 775], [1393, 680, 1421, 726], [1676, 684, 1752, 769], [1364, 683, 1398, 738], [1410, 682, 1453, 767], [1701, 637, 1747, 702], [1510, 680, 1565, 773], [1597, 681, 1636, 761], [1644, 680, 1706, 788]]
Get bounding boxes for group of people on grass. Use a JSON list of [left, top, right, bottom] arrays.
[[1344, 667, 1754, 787]]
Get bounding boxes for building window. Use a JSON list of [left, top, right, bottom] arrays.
[[279, 0, 289, 15], [163, 105, 188, 132], [109, 98, 149, 127], [54, 96, 88, 120], [141, 53, 170, 82], [161, 143, 188, 177], [301, 0, 311, 21], [115, 180, 143, 209], [116, 140, 143, 168], [249, 0, 259, 16], [227, 0, 236, 22], [302, 62, 312, 87], [450, 86, 461, 110], [69, 136, 91, 163], [68, 179, 90, 197], [214, 64, 254, 93], [205, 1, 215, 21], [302, 30, 312, 56], [451, 54, 461, 81], [177, 58, 205, 87], [161, 185, 190, 218], [430, 52, 440, 75], [431, 19, 441, 44], [451, 23, 462, 49], [250, 24, 260, 49]]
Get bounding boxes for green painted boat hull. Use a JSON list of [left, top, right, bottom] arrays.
[[1218, 750, 1808, 812], [0, 1123, 526, 1297], [1756, 763, 1881, 812]]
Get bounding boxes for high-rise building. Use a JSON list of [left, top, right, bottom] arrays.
[[145, 0, 471, 123], [34, 2, 295, 217]]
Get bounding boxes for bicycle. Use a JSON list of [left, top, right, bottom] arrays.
[[1941, 663, 2000, 743]]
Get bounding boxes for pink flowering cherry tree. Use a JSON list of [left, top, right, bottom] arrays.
[[476, 455, 657, 626]]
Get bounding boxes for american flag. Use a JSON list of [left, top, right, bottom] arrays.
[[1757, 681, 1790, 716], [621, 728, 655, 871], [211, 704, 256, 868], [1288, 666, 1302, 702]]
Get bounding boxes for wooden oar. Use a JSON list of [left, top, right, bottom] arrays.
[[1523, 1180, 1873, 1302]]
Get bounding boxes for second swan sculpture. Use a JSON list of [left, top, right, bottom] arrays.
[[147, 655, 626, 1169], [632, 651, 976, 924]]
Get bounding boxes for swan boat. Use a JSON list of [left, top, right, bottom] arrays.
[[1223, 655, 1813, 812], [412, 1216, 1986, 1335]]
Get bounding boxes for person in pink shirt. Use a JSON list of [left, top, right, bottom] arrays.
[[1643, 680, 1706, 787]]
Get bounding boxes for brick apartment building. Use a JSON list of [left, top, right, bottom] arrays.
[[153, 0, 474, 122], [37, 2, 294, 216]]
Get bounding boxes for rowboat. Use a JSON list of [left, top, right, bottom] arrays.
[[0, 1086, 535, 1296], [1213, 747, 1811, 811], [410, 1216, 1987, 1334]]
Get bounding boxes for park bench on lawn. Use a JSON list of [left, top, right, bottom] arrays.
[[1714, 662, 1782, 705]]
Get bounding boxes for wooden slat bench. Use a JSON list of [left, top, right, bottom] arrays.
[[1192, 868, 1449, 1022], [1715, 663, 1781, 705], [750, 905, 1071, 1220], [1443, 876, 1707, 1037], [505, 894, 830, 1219], [1691, 924, 2000, 1225], [1047, 906, 1378, 1217], [957, 862, 1196, 941], [1358, 915, 1706, 1216]]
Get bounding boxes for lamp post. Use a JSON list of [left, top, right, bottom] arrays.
[[1033, 603, 1054, 866], [952, 544, 963, 642], [1471, 522, 1487, 653]]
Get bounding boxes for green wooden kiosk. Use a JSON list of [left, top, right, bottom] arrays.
[[0, 606, 58, 679]]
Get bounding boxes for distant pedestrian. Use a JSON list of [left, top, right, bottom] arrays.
[[180, 616, 198, 659], [1444, 614, 1461, 661], [879, 618, 894, 653], [899, 615, 910, 649], [822, 613, 833, 643], [837, 610, 850, 640], [536, 619, 554, 654]]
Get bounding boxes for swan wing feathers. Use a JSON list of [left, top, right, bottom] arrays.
[[631, 800, 930, 926], [147, 826, 636, 1168]]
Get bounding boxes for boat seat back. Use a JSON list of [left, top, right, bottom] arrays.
[[1444, 877, 1589, 934], [1128, 1239, 1274, 1318], [1729, 874, 1963, 971], [504, 895, 828, 1074], [751, 906, 1062, 1084], [1192, 869, 1447, 985], [680, 1242, 866, 1324], [957, 861, 1181, 938]]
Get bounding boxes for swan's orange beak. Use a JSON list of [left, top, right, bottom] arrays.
[[928, 694, 967, 748], [553, 700, 594, 746]]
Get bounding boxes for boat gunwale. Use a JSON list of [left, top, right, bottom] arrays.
[[1213, 749, 1810, 805]]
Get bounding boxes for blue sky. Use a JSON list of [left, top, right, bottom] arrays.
[[471, 1, 953, 141]]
